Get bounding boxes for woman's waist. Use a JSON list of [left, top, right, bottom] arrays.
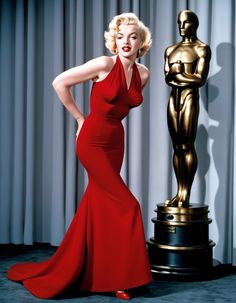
[[89, 112, 123, 124], [80, 113, 124, 141]]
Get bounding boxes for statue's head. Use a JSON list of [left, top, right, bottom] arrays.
[[178, 10, 199, 38]]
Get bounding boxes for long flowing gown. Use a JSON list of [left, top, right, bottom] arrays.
[[7, 55, 153, 299]]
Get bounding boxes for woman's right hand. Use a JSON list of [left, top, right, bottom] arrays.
[[75, 117, 85, 142]]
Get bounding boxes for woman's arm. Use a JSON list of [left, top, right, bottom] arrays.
[[52, 56, 114, 121]]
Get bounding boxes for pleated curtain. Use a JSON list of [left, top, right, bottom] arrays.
[[0, 0, 235, 265]]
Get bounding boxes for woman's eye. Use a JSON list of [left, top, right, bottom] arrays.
[[131, 36, 137, 39], [116, 35, 123, 39]]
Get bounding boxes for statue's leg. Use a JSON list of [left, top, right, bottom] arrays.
[[165, 93, 182, 207], [177, 93, 199, 207]]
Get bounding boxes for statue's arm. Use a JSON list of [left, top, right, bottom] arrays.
[[172, 45, 211, 87], [164, 46, 183, 84], [194, 45, 211, 86], [164, 49, 171, 82]]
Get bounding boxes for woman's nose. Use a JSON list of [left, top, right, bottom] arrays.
[[123, 37, 129, 44]]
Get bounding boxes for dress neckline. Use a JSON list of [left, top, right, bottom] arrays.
[[117, 56, 136, 92]]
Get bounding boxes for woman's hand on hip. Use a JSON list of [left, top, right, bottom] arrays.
[[76, 117, 85, 141]]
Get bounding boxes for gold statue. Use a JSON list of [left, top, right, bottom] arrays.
[[164, 10, 211, 207]]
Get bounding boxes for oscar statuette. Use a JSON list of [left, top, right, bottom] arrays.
[[148, 10, 220, 277]]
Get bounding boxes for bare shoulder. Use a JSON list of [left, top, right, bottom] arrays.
[[88, 56, 115, 72], [136, 62, 150, 87], [88, 56, 116, 82]]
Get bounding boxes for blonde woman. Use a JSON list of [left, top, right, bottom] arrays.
[[7, 13, 152, 300]]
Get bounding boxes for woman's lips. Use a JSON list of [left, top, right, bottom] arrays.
[[122, 46, 131, 52]]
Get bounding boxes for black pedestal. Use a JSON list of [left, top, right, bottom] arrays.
[[147, 203, 218, 276]]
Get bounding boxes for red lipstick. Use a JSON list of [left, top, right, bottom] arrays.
[[122, 46, 131, 52]]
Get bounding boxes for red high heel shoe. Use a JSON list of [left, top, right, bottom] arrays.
[[115, 290, 131, 300]]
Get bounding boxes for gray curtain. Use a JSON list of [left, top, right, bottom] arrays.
[[0, 0, 235, 265]]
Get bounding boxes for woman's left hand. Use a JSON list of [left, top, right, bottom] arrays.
[[76, 117, 85, 141]]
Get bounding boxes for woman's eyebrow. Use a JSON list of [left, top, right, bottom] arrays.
[[117, 31, 138, 35]]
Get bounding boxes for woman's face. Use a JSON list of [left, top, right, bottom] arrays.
[[115, 24, 142, 58]]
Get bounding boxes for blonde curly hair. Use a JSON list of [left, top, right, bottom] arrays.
[[104, 13, 152, 58]]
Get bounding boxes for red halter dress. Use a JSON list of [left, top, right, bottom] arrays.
[[7, 55, 152, 299]]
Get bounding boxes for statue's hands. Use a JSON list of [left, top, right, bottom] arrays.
[[170, 60, 184, 75], [165, 59, 185, 85]]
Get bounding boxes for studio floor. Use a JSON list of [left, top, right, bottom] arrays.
[[0, 244, 235, 303]]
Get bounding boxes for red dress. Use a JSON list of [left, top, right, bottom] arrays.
[[7, 55, 152, 299]]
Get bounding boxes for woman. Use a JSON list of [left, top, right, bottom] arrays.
[[7, 12, 153, 300]]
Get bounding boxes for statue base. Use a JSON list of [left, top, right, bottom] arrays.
[[147, 203, 219, 277]]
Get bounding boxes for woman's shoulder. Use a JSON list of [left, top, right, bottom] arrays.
[[90, 56, 117, 82], [136, 62, 150, 87], [93, 55, 116, 72]]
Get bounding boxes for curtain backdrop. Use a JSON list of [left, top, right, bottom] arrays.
[[0, 0, 235, 265]]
